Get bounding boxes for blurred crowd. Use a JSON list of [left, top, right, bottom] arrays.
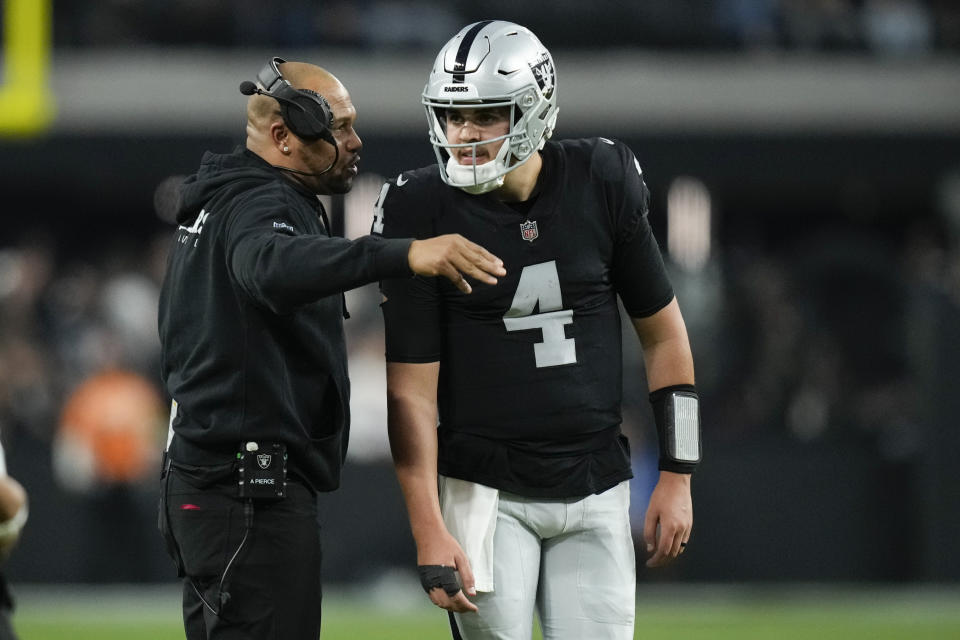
[[701, 173, 960, 454], [0, 232, 169, 485], [55, 0, 960, 56]]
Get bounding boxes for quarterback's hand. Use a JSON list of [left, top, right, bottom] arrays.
[[643, 471, 693, 568], [416, 531, 478, 613], [408, 234, 506, 294]]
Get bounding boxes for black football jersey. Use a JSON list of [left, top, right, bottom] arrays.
[[375, 138, 674, 497]]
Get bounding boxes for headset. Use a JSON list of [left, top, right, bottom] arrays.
[[239, 57, 335, 146]]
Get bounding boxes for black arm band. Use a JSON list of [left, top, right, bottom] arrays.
[[649, 384, 701, 473], [417, 565, 461, 597]]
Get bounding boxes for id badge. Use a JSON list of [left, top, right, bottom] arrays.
[[237, 441, 288, 500]]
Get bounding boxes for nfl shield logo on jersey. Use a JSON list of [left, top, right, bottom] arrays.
[[520, 220, 538, 242]]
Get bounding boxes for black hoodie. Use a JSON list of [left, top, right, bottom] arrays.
[[158, 147, 412, 491]]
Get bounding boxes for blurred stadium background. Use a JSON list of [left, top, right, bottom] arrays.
[[1, 0, 959, 637]]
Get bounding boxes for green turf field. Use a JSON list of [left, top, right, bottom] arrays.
[[11, 584, 960, 639]]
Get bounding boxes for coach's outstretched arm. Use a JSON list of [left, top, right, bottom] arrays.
[[387, 361, 479, 613], [632, 297, 699, 568]]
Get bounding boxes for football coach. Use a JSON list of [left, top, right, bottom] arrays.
[[157, 57, 505, 640]]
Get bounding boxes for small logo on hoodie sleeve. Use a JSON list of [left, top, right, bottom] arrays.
[[273, 221, 297, 234]]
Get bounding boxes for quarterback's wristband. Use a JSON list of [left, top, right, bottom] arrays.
[[649, 384, 701, 473]]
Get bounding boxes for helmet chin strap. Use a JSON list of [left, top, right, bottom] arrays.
[[446, 156, 504, 194]]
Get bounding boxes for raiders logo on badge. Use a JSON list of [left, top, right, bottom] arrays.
[[257, 454, 272, 469], [521, 220, 538, 242]]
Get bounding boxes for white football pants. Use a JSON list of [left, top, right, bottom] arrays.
[[451, 480, 635, 640]]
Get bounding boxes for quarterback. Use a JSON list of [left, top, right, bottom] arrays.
[[375, 21, 701, 640]]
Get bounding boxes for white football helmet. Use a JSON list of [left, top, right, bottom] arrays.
[[422, 21, 559, 194]]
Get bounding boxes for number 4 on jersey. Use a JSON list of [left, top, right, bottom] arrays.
[[371, 182, 390, 234], [503, 261, 576, 368]]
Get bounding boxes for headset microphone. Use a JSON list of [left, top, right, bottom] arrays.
[[238, 81, 259, 96]]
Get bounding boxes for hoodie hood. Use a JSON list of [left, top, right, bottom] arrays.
[[175, 147, 286, 224]]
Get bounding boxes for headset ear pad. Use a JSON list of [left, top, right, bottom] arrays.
[[274, 84, 335, 145]]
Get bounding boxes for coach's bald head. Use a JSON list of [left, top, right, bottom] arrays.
[[245, 61, 361, 195]]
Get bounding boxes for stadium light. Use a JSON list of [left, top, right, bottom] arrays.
[[667, 176, 712, 273]]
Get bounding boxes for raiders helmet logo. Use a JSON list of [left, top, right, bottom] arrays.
[[529, 53, 555, 100], [256, 454, 272, 469], [521, 220, 539, 242]]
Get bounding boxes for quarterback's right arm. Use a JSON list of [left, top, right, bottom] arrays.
[[386, 362, 478, 613]]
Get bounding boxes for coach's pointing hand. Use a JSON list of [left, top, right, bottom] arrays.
[[408, 235, 506, 294]]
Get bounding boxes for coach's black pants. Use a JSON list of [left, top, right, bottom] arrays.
[[160, 461, 322, 640]]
